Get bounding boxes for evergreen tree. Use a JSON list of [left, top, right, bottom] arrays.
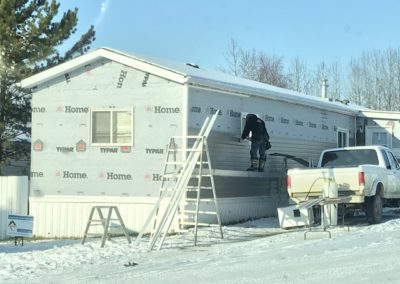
[[0, 0, 95, 174]]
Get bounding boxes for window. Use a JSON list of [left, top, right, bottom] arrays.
[[388, 151, 400, 169], [372, 132, 388, 146], [91, 109, 133, 145], [337, 128, 349, 147], [321, 149, 379, 168], [381, 150, 390, 169], [366, 126, 392, 148]]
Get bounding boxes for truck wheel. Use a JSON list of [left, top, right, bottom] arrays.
[[366, 191, 383, 224]]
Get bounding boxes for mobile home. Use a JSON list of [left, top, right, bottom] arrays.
[[22, 48, 363, 238]]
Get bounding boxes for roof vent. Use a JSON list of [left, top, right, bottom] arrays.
[[186, 63, 200, 69], [321, 79, 328, 99]]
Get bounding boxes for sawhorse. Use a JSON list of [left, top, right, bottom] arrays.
[[81, 206, 131, 247]]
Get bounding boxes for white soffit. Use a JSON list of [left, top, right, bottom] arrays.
[[360, 110, 400, 120]]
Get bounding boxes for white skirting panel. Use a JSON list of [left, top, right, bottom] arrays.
[[218, 196, 282, 223], [29, 196, 159, 238], [188, 195, 284, 225], [0, 176, 29, 240], [29, 194, 286, 238]]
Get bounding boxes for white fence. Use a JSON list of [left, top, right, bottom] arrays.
[[0, 176, 29, 240]]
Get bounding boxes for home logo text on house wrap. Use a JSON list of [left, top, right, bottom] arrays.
[[31, 171, 44, 178], [56, 171, 88, 179], [151, 173, 170, 182], [145, 105, 181, 114], [228, 110, 240, 117], [57, 105, 89, 113], [32, 107, 46, 113], [190, 106, 201, 113], [116, 69, 128, 88], [208, 107, 222, 115], [99, 172, 133, 180]]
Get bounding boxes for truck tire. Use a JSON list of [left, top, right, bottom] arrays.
[[366, 190, 383, 224]]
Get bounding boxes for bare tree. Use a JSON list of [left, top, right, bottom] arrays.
[[238, 49, 258, 80], [222, 39, 289, 88], [257, 52, 288, 88], [348, 48, 400, 111], [223, 38, 241, 76], [287, 56, 313, 94], [222, 40, 400, 110]]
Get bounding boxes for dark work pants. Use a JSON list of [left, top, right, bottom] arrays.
[[250, 139, 266, 161]]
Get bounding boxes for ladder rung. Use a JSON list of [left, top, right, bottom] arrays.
[[161, 174, 180, 178], [180, 222, 219, 226], [88, 220, 105, 223], [185, 198, 215, 202], [186, 186, 213, 190], [88, 218, 121, 222], [159, 188, 174, 192], [175, 228, 190, 233], [190, 175, 212, 178], [167, 149, 203, 152], [84, 233, 103, 236], [181, 210, 217, 215]]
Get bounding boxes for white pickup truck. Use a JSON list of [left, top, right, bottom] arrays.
[[286, 145, 400, 224]]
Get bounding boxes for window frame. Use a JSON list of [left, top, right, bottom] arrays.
[[387, 151, 400, 169], [337, 127, 349, 148], [90, 108, 134, 147]]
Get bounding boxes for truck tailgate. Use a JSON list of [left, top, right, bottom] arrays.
[[287, 167, 362, 200]]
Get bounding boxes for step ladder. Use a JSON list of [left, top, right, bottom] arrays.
[[179, 132, 224, 246], [81, 206, 131, 248], [135, 111, 223, 250]]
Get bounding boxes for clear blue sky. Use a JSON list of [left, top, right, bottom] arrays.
[[59, 0, 400, 70]]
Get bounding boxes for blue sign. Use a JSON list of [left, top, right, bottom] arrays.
[[7, 214, 33, 237]]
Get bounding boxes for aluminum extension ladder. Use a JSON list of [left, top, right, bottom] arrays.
[[135, 111, 223, 250], [81, 206, 131, 247]]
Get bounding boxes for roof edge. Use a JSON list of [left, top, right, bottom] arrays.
[[20, 47, 187, 88]]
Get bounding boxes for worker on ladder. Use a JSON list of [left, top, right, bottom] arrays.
[[241, 113, 271, 172]]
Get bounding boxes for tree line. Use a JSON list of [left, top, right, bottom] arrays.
[[0, 0, 95, 174], [222, 38, 400, 111]]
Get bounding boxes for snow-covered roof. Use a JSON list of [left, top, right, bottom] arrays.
[[21, 47, 360, 115], [359, 109, 400, 119]]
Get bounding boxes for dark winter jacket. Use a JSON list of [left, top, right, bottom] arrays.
[[241, 114, 270, 142]]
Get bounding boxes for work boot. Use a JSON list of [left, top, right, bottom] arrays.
[[258, 159, 266, 172], [246, 159, 258, 171]]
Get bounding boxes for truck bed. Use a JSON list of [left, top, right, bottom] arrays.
[[287, 167, 363, 202]]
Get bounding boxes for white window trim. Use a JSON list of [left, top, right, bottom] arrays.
[[89, 108, 134, 146], [337, 127, 349, 147]]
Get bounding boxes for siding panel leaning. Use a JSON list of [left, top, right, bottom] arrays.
[[0, 176, 29, 240]]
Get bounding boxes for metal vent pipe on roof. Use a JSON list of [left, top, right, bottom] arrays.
[[321, 79, 328, 99]]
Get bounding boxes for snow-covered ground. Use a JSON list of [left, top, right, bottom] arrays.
[[2, 208, 400, 284]]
